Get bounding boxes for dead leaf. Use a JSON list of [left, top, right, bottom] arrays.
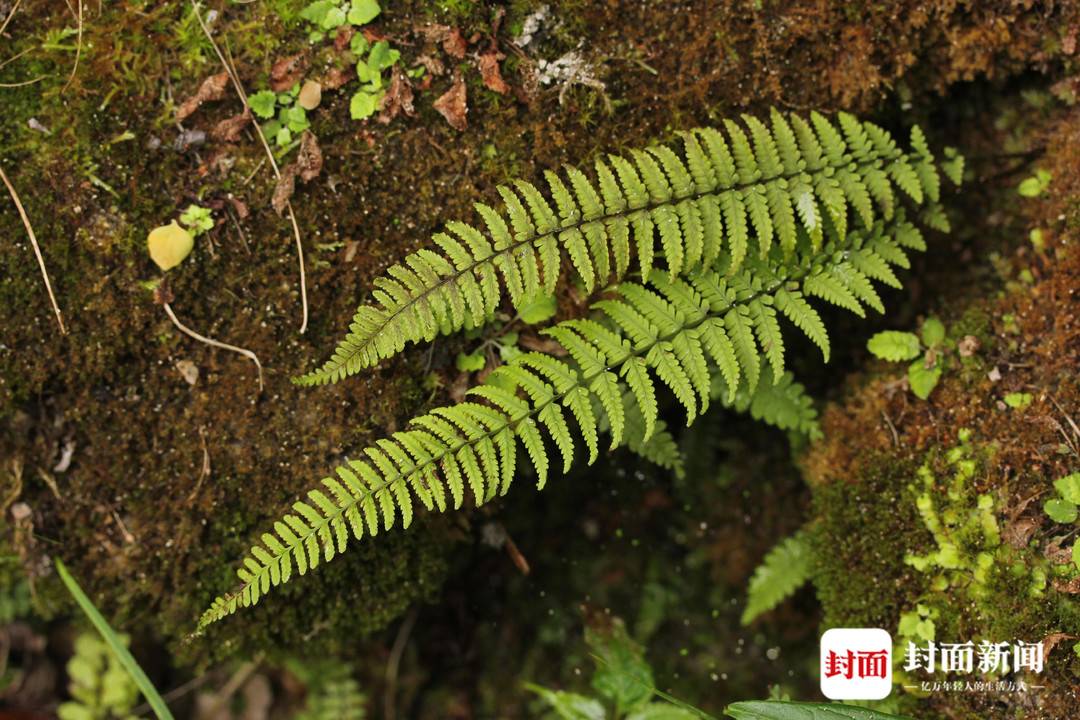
[[176, 360, 199, 386], [271, 169, 296, 215], [1040, 632, 1076, 656], [958, 334, 980, 357], [362, 26, 387, 43], [443, 27, 467, 58], [1053, 576, 1080, 594], [269, 54, 308, 92], [334, 25, 355, 52], [477, 51, 510, 94], [298, 80, 322, 110], [518, 333, 567, 356], [433, 72, 468, 131], [321, 67, 352, 90], [176, 72, 229, 122], [296, 131, 323, 182], [228, 195, 250, 220], [378, 67, 415, 123], [1002, 515, 1039, 548], [415, 53, 446, 77], [273, 133, 323, 213], [210, 111, 251, 142]]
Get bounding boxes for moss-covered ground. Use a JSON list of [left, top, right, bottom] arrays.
[[2, 0, 1079, 717]]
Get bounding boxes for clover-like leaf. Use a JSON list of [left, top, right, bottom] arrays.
[[1045, 498, 1079, 524], [248, 90, 278, 119], [347, 0, 380, 26], [908, 359, 941, 400], [867, 331, 921, 362], [920, 316, 945, 348]]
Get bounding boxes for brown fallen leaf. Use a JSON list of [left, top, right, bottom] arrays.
[[433, 72, 468, 131], [378, 67, 415, 124], [210, 111, 251, 142], [321, 67, 352, 90], [415, 53, 446, 77], [272, 132, 323, 214], [477, 51, 510, 94], [443, 27, 467, 58], [176, 72, 229, 122], [269, 53, 308, 92], [271, 169, 296, 216], [296, 131, 323, 182], [228, 195, 250, 220], [1040, 632, 1077, 657], [334, 25, 355, 52]]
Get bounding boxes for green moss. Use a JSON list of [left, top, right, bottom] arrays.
[[810, 455, 928, 630]]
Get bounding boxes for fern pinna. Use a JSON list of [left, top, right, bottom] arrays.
[[199, 139, 959, 633], [295, 110, 961, 385]]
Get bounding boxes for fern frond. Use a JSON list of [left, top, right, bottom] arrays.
[[717, 364, 822, 441], [200, 206, 937, 629], [296, 111, 951, 385], [741, 529, 813, 625]]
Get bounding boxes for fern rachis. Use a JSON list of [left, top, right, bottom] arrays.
[[296, 110, 952, 385], [198, 199, 955, 629]]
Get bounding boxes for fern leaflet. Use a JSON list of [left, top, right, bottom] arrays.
[[741, 530, 814, 625]]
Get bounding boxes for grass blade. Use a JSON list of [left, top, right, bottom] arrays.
[[54, 557, 175, 720]]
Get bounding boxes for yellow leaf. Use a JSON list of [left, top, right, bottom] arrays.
[[147, 220, 194, 271]]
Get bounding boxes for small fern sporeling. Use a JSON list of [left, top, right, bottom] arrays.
[[295, 109, 959, 385]]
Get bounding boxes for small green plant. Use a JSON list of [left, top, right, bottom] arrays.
[[300, 0, 381, 42], [179, 204, 214, 237], [288, 659, 368, 720], [866, 316, 947, 399], [349, 39, 402, 120], [525, 617, 701, 719], [1043, 471, 1080, 524], [250, 84, 311, 148], [1017, 168, 1051, 198], [724, 703, 911, 720], [55, 557, 174, 720], [902, 431, 1008, 597], [57, 633, 141, 720]]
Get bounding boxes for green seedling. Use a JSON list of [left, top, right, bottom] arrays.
[[867, 316, 948, 399], [300, 0, 381, 42], [250, 84, 311, 148]]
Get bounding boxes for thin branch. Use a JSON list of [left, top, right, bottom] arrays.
[[0, 76, 45, 88], [0, 47, 32, 71], [0, 164, 66, 334], [61, 0, 83, 93], [0, 0, 23, 35], [163, 302, 263, 392], [191, 2, 308, 334]]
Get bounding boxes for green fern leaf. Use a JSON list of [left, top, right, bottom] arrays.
[[741, 530, 813, 624], [294, 112, 955, 385], [198, 122, 962, 629]]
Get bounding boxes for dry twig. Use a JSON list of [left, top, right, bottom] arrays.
[[163, 302, 263, 391], [0, 0, 23, 35], [0, 164, 67, 334], [62, 0, 83, 93]]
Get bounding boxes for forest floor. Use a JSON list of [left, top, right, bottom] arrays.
[[2, 1, 1079, 718]]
